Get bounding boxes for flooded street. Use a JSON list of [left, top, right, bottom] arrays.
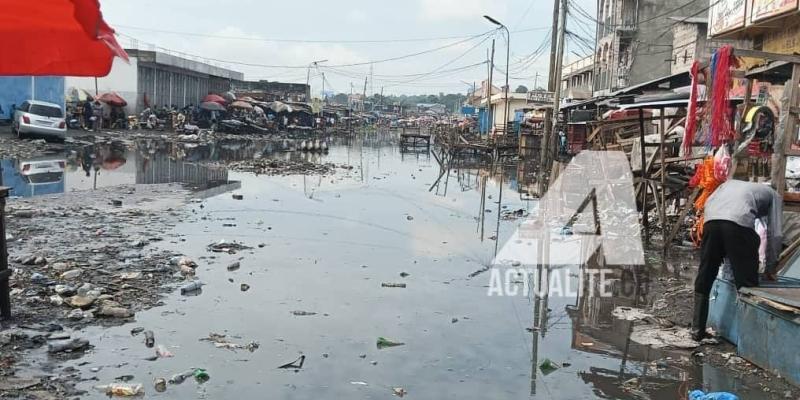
[[3, 131, 786, 399]]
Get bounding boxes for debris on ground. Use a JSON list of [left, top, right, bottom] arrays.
[[229, 159, 339, 176], [47, 338, 90, 353], [207, 240, 252, 254], [538, 358, 560, 375], [240, 283, 251, 292], [227, 261, 241, 271], [153, 377, 167, 393], [689, 389, 740, 400], [180, 281, 205, 294], [291, 310, 316, 316], [193, 368, 210, 383], [94, 383, 144, 396], [381, 282, 406, 288], [200, 332, 260, 352], [393, 387, 408, 397], [376, 337, 404, 349], [612, 306, 653, 321], [156, 344, 174, 358], [278, 355, 305, 370]]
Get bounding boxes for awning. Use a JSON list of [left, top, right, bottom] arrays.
[[609, 71, 692, 97], [0, 0, 128, 76]]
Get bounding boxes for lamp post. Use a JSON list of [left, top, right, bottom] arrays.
[[305, 59, 328, 101], [484, 15, 509, 136]]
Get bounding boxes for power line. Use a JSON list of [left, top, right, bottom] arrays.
[[115, 24, 550, 44], [118, 31, 494, 69]]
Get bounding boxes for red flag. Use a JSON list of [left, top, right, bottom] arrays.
[[0, 0, 128, 76]]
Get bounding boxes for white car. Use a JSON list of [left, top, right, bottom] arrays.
[[12, 100, 66, 139]]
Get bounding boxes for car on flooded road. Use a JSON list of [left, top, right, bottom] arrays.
[[12, 99, 67, 140]]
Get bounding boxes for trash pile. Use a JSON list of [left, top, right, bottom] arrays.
[[228, 159, 345, 176]]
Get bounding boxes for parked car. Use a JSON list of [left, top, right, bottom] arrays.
[[12, 100, 66, 140]]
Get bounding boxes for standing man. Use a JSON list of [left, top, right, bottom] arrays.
[[692, 179, 782, 341]]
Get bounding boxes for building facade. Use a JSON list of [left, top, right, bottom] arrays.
[[65, 49, 243, 114], [594, 0, 709, 95], [561, 55, 594, 103]]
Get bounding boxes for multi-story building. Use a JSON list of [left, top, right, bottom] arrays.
[[593, 0, 709, 95], [561, 55, 594, 103], [670, 17, 751, 74]]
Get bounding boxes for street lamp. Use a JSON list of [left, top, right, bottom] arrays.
[[306, 59, 328, 101], [484, 15, 510, 136]]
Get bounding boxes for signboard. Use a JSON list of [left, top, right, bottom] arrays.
[[526, 90, 554, 105], [708, 0, 747, 37], [750, 0, 798, 23]]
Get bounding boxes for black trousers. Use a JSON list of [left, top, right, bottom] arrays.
[[695, 220, 760, 295]]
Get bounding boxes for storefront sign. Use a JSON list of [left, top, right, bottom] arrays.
[[750, 0, 798, 23], [526, 90, 554, 105], [709, 0, 747, 36]]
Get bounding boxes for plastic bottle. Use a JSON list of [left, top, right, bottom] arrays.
[[180, 281, 205, 294], [193, 368, 210, 383], [144, 331, 155, 348], [168, 369, 195, 384]]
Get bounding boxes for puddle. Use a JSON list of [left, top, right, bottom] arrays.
[[4, 132, 769, 399]]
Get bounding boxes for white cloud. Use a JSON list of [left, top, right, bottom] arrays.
[[418, 0, 506, 21]]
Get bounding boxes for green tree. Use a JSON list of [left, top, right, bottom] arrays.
[[515, 85, 529, 93]]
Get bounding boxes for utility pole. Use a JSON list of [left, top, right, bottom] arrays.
[[486, 38, 496, 135], [362, 76, 367, 112], [539, 0, 566, 193], [321, 72, 325, 117]]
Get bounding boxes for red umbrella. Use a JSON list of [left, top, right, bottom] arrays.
[[97, 92, 127, 107], [203, 94, 227, 105], [0, 0, 128, 76]]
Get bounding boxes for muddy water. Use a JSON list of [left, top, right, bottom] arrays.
[[8, 134, 757, 398]]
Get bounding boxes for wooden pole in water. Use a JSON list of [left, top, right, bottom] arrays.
[[659, 107, 667, 251], [0, 187, 11, 319], [639, 108, 649, 242]]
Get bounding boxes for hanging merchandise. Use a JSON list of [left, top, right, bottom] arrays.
[[713, 145, 731, 181], [683, 61, 702, 156], [708, 45, 739, 147], [690, 156, 724, 245]]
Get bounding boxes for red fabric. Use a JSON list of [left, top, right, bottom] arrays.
[[709, 45, 738, 146], [683, 61, 700, 156], [97, 92, 127, 106], [203, 94, 227, 105], [0, 0, 127, 76]]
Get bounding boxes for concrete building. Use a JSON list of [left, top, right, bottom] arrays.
[[561, 55, 594, 103], [65, 49, 243, 114], [593, 0, 709, 95], [670, 18, 751, 74], [483, 92, 531, 132]]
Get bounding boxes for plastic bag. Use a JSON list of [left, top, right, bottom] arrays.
[[689, 389, 739, 400], [713, 145, 731, 181]]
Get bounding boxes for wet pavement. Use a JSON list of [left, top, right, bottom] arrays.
[[1, 131, 796, 399]]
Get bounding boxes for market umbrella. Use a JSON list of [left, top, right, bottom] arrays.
[[202, 94, 227, 105], [0, 0, 128, 76], [222, 91, 236, 102], [230, 101, 253, 110], [200, 101, 226, 111], [101, 156, 126, 170], [239, 96, 256, 102], [97, 92, 127, 107]]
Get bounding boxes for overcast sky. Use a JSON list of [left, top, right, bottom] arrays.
[[102, 0, 596, 96]]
